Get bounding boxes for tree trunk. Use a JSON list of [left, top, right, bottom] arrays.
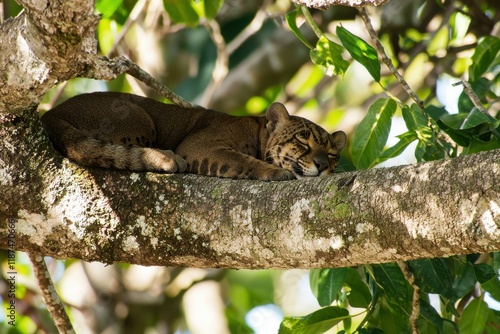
[[0, 0, 99, 113], [1, 110, 499, 268]]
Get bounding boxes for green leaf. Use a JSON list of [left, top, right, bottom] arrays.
[[336, 26, 380, 82], [278, 306, 349, 334], [475, 263, 500, 302], [407, 259, 454, 300], [375, 131, 418, 165], [286, 9, 314, 49], [204, 0, 223, 20], [402, 104, 433, 145], [469, 36, 500, 82], [459, 298, 490, 334], [351, 98, 398, 170], [414, 140, 446, 162], [310, 35, 350, 77], [369, 295, 410, 333], [453, 262, 476, 299], [440, 108, 499, 130], [463, 137, 500, 155], [426, 105, 448, 120], [163, 0, 200, 26], [96, 0, 124, 18], [310, 268, 347, 307], [418, 299, 447, 332], [344, 268, 371, 308], [371, 263, 410, 312], [434, 120, 472, 147], [494, 252, 500, 274]]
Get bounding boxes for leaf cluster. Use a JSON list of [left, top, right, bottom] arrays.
[[282, 256, 500, 333]]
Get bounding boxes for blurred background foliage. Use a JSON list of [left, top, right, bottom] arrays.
[[1, 0, 500, 333]]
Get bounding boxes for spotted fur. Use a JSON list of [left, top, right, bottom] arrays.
[[41, 92, 346, 181]]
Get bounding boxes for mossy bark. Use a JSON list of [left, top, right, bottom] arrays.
[[1, 110, 499, 269], [1, 0, 499, 269]]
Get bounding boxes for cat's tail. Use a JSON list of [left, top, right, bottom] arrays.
[[41, 115, 186, 173]]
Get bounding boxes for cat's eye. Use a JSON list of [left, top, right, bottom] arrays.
[[295, 133, 309, 145], [328, 153, 338, 159]]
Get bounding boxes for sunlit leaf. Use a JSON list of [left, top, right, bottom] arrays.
[[375, 131, 418, 166], [336, 26, 380, 82], [163, 0, 200, 26], [286, 9, 314, 49], [459, 298, 490, 334], [351, 98, 398, 170], [310, 268, 347, 307], [310, 35, 350, 77], [402, 104, 433, 145], [279, 306, 349, 334], [97, 18, 120, 56], [204, 0, 223, 20], [96, 0, 124, 18], [469, 36, 500, 82]]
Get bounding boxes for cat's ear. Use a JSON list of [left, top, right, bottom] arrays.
[[331, 131, 347, 151], [266, 102, 290, 133]]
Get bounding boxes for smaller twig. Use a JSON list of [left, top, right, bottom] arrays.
[[452, 80, 487, 113], [453, 80, 500, 139], [358, 8, 425, 113], [397, 261, 420, 334], [199, 19, 229, 106], [29, 253, 75, 334], [123, 58, 196, 107], [226, 0, 271, 55]]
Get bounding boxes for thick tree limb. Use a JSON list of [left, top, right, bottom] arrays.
[[291, 0, 389, 9], [1, 111, 499, 269], [0, 0, 98, 113]]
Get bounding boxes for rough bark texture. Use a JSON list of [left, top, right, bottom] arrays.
[[0, 0, 99, 113], [291, 0, 389, 9], [1, 0, 500, 270], [1, 110, 499, 268]]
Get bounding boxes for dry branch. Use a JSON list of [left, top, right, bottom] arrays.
[[29, 254, 75, 333]]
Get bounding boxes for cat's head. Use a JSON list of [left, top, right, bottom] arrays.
[[264, 102, 346, 178]]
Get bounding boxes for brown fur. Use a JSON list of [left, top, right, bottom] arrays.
[[41, 92, 346, 180]]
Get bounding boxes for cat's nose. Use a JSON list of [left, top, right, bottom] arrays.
[[313, 154, 329, 172]]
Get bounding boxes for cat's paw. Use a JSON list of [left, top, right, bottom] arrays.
[[143, 149, 187, 173], [262, 168, 295, 181]]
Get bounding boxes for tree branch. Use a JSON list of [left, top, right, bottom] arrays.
[[1, 111, 499, 268], [358, 7, 425, 112], [28, 254, 75, 333], [89, 56, 196, 108], [291, 0, 390, 9]]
